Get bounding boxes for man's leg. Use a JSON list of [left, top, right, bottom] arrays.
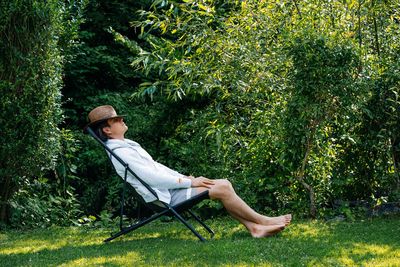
[[195, 179, 291, 237]]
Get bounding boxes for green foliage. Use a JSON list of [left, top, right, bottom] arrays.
[[8, 178, 82, 229], [0, 0, 86, 224], [115, 0, 400, 219], [337, 58, 400, 201], [60, 0, 170, 219], [4, 129, 83, 229], [6, 0, 396, 226], [63, 0, 147, 126], [122, 1, 291, 214], [0, 0, 61, 221], [280, 33, 360, 217], [0, 0, 63, 178]]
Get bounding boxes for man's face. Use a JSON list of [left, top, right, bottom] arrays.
[[106, 117, 128, 137]]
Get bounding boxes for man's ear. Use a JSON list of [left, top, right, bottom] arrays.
[[102, 126, 112, 136]]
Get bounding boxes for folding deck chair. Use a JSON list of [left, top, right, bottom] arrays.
[[85, 126, 215, 242]]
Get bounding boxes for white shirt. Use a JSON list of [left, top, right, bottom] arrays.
[[106, 138, 192, 203]]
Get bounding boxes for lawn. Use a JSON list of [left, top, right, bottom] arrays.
[[1, 216, 399, 266]]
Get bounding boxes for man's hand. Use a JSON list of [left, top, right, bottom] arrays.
[[191, 176, 215, 188]]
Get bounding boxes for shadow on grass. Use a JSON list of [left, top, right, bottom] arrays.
[[1, 216, 399, 266]]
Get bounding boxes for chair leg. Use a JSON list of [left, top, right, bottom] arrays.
[[169, 208, 207, 242], [104, 208, 208, 242], [104, 210, 168, 242], [104, 207, 212, 242], [187, 210, 215, 237]]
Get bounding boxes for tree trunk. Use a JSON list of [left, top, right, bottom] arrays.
[[295, 131, 317, 219], [298, 176, 316, 218]]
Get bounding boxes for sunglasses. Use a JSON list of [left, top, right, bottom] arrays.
[[110, 117, 124, 123]]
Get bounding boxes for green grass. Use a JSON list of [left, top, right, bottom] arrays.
[[1, 216, 399, 266]]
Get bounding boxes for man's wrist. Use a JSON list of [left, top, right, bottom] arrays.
[[185, 175, 195, 181], [179, 175, 193, 187]]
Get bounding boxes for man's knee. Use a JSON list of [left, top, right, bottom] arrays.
[[218, 179, 233, 191], [210, 179, 234, 199]]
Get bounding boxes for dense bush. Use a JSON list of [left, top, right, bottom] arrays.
[[118, 0, 399, 219], [7, 130, 83, 228], [0, 0, 85, 226], [282, 33, 361, 217], [2, 0, 399, 227]]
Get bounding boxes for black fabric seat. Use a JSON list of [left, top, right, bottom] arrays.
[[85, 126, 214, 242]]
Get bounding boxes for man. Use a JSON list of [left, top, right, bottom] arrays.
[[87, 105, 291, 238]]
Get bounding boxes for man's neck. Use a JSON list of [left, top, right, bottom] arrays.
[[109, 135, 125, 140]]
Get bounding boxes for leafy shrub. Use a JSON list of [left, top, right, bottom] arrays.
[[4, 129, 83, 229], [0, 0, 86, 224], [8, 177, 82, 229], [0, 0, 63, 223], [59, 0, 400, 222]]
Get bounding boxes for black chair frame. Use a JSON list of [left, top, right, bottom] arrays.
[[85, 127, 214, 242]]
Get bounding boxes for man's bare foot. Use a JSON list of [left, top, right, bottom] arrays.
[[262, 214, 292, 226], [250, 223, 285, 238]]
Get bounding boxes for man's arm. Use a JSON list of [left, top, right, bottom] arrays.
[[112, 147, 192, 189], [155, 161, 214, 188]]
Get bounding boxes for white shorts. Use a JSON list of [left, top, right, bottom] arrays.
[[169, 188, 199, 205], [151, 188, 199, 207]]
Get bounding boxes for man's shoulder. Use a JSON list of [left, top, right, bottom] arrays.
[[106, 138, 140, 149]]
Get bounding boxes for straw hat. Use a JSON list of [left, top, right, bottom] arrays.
[[86, 105, 124, 128]]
